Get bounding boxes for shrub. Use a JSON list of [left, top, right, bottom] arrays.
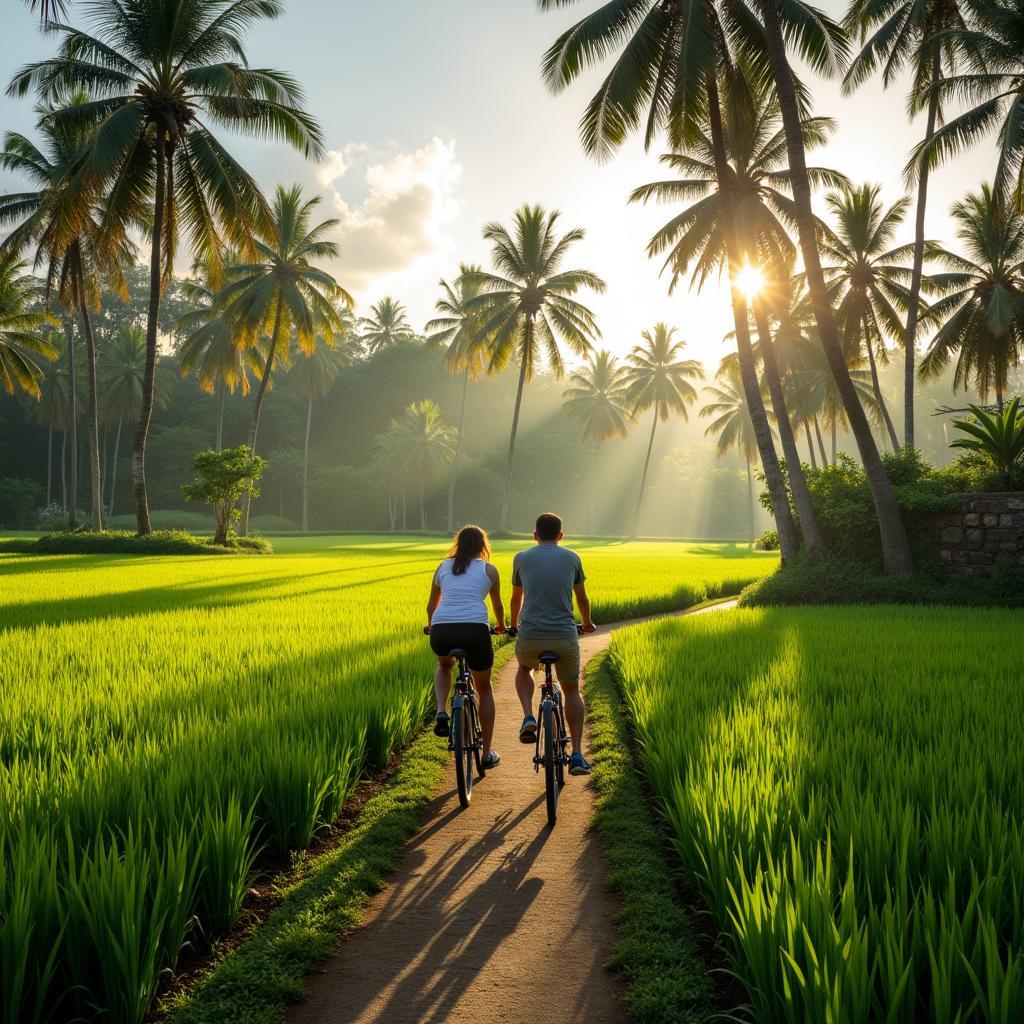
[[0, 478, 44, 530], [949, 398, 1024, 484], [35, 503, 86, 531], [107, 510, 215, 532], [29, 531, 272, 556], [182, 447, 267, 546], [756, 528, 779, 551]]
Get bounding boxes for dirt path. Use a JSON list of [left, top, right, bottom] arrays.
[[287, 601, 736, 1024]]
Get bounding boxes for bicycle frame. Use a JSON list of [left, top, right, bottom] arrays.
[[448, 656, 480, 753], [533, 661, 570, 774]]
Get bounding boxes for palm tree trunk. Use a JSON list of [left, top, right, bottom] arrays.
[[242, 295, 285, 535], [814, 416, 829, 467], [77, 270, 103, 532], [45, 425, 53, 506], [499, 330, 531, 532], [447, 367, 470, 534], [132, 132, 168, 537], [60, 429, 67, 512], [831, 416, 837, 462], [302, 393, 313, 532], [216, 382, 225, 451], [903, 51, 941, 449], [706, 74, 799, 565], [633, 410, 660, 538], [757, 0, 914, 574], [590, 441, 601, 536], [753, 304, 826, 555], [804, 423, 818, 469], [64, 319, 77, 527], [401, 491, 407, 531], [108, 415, 123, 518], [420, 481, 426, 531], [996, 387, 1004, 414], [865, 335, 900, 450], [746, 460, 756, 544]]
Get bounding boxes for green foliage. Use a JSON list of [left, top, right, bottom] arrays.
[[249, 514, 300, 533], [182, 447, 267, 546], [740, 554, 1024, 609], [0, 477, 42, 529], [107, 510, 215, 532], [757, 528, 779, 551], [27, 530, 272, 556], [610, 606, 1024, 1023], [950, 399, 1024, 485], [0, 537, 775, 1024]]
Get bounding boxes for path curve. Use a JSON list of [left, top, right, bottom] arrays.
[[287, 600, 737, 1024]]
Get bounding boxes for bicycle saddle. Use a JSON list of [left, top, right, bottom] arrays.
[[539, 652, 560, 665], [448, 648, 469, 659]]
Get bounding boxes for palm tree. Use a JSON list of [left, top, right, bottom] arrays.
[[359, 297, 416, 354], [27, 0, 65, 22], [29, 331, 70, 505], [702, 357, 762, 542], [466, 204, 604, 531], [629, 77, 836, 557], [625, 324, 703, 536], [177, 265, 266, 450], [99, 324, 172, 518], [215, 184, 352, 532], [380, 401, 456, 531], [290, 335, 348, 532], [425, 266, 494, 533], [819, 183, 918, 451], [0, 255, 57, 399], [844, 0, 974, 448], [9, 0, 324, 535], [562, 350, 634, 533], [0, 108, 133, 531], [752, 0, 916, 572], [920, 186, 1024, 411], [373, 428, 407, 531]]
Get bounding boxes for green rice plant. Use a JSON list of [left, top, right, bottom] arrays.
[[195, 796, 261, 936], [610, 607, 1024, 1023]]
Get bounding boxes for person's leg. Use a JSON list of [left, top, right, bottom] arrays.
[[561, 680, 585, 754], [434, 657, 454, 714], [471, 669, 495, 754], [515, 662, 536, 718]]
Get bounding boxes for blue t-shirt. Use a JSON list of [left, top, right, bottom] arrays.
[[512, 543, 585, 639]]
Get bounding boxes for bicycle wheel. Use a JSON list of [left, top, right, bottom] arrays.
[[555, 709, 567, 790], [541, 700, 558, 827], [453, 702, 473, 807], [469, 696, 486, 778]]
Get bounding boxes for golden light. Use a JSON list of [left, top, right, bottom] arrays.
[[735, 263, 765, 303]]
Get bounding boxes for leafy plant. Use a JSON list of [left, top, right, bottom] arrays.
[[950, 399, 1024, 485], [182, 448, 267, 546]]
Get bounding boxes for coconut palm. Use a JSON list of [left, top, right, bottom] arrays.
[[177, 265, 266, 450], [466, 204, 604, 531], [629, 78, 837, 557], [625, 324, 703, 536], [819, 183, 919, 451], [0, 108, 133, 531], [844, 0, 974, 448], [920, 185, 1024, 411], [425, 266, 495, 532], [0, 255, 57, 399], [359, 297, 416, 354], [701, 358, 762, 542], [9, 0, 324, 535], [27, 0, 65, 22], [215, 184, 351, 532], [290, 335, 348, 532], [752, 0, 916, 572], [29, 331, 70, 505], [99, 324, 172, 518], [562, 350, 635, 533], [373, 428, 407, 531]]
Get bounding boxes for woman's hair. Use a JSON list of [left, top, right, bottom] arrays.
[[448, 525, 490, 576]]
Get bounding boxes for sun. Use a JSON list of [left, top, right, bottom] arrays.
[[735, 263, 765, 303]]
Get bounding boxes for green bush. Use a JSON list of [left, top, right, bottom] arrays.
[[0, 478, 44, 530], [107, 510, 216, 532], [28, 531, 272, 556], [756, 528, 779, 551], [740, 554, 1024, 609]]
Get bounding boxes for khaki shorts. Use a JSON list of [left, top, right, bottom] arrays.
[[515, 635, 581, 685]]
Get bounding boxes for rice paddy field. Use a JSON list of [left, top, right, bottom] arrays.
[[609, 607, 1024, 1024], [0, 535, 776, 1024]]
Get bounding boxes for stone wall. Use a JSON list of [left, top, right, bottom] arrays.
[[927, 493, 1024, 577]]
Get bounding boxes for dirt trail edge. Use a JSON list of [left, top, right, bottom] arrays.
[[287, 600, 737, 1024]]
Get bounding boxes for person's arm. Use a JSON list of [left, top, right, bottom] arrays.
[[573, 555, 595, 632], [486, 563, 505, 632], [510, 554, 523, 631], [425, 565, 442, 627]]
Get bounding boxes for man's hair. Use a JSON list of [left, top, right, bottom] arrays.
[[535, 513, 563, 542]]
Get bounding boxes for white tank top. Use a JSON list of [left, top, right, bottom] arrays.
[[432, 558, 492, 625]]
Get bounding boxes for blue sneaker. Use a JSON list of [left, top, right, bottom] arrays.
[[568, 752, 592, 776]]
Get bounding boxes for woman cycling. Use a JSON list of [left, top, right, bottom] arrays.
[[425, 525, 504, 769]]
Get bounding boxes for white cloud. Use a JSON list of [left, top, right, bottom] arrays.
[[317, 138, 462, 297]]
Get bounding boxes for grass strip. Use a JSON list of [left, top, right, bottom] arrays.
[[585, 650, 718, 1024]]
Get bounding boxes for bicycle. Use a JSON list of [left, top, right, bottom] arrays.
[[423, 626, 499, 808], [508, 625, 583, 827]]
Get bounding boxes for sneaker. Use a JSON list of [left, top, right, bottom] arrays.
[[433, 712, 450, 737], [481, 750, 501, 770], [568, 752, 592, 776], [519, 716, 538, 744]]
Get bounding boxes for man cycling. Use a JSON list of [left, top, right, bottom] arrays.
[[510, 512, 596, 776]]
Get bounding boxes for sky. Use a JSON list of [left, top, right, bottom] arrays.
[[0, 0, 999, 371]]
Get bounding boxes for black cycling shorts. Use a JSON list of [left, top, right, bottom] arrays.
[[429, 622, 494, 671]]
